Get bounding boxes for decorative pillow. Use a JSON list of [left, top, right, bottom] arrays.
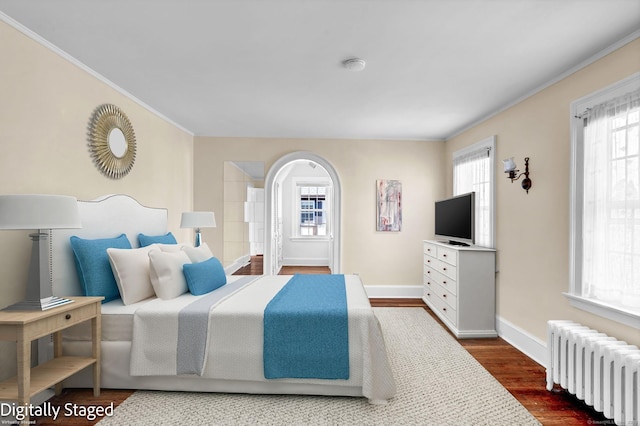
[[156, 243, 188, 253], [181, 242, 213, 263], [69, 234, 131, 303], [148, 249, 191, 299], [138, 232, 177, 247], [183, 257, 226, 296], [107, 245, 157, 305]]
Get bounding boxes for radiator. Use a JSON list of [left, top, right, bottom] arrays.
[[546, 320, 640, 426]]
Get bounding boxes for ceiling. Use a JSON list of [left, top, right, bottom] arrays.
[[1, 1, 639, 141]]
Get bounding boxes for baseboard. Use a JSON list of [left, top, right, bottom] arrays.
[[224, 255, 250, 275], [282, 258, 329, 267], [496, 316, 547, 367], [364, 285, 422, 298], [361, 285, 548, 367]]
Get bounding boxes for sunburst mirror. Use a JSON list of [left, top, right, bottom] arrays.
[[88, 104, 136, 179]]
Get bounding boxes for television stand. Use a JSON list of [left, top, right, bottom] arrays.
[[422, 240, 497, 338]]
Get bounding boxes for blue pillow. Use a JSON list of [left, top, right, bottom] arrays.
[[183, 257, 226, 296], [138, 232, 177, 247], [70, 234, 132, 303]]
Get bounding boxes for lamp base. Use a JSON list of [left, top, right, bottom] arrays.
[[3, 296, 74, 311]]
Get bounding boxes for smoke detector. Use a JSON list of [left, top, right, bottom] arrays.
[[342, 58, 366, 72]]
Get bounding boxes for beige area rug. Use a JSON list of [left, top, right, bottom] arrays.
[[97, 308, 540, 425]]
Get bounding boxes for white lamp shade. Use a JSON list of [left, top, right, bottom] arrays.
[[180, 211, 216, 229], [0, 194, 81, 229], [503, 158, 517, 172]]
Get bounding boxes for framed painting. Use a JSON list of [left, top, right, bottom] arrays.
[[376, 179, 402, 232]]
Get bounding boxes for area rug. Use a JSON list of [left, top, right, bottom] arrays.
[[97, 308, 540, 425]]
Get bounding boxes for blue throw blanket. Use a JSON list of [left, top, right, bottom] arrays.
[[263, 274, 349, 380]]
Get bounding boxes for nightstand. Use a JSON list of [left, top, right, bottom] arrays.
[[0, 296, 103, 422]]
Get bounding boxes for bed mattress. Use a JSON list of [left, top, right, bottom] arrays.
[[63, 275, 248, 342]]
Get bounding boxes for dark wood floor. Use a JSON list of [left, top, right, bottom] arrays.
[[32, 264, 610, 425]]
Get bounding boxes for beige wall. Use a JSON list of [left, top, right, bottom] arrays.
[[223, 161, 261, 266], [445, 38, 640, 346], [0, 21, 194, 379], [194, 137, 445, 286]]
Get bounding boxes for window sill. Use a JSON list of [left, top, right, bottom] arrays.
[[289, 236, 331, 242], [563, 293, 640, 329]]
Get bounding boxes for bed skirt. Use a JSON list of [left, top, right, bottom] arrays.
[[62, 340, 365, 398]]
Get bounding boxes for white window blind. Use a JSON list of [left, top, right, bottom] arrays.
[[453, 136, 496, 248]]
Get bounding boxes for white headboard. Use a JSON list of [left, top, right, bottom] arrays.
[[49, 194, 168, 297]]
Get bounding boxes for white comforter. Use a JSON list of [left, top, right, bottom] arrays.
[[129, 274, 396, 402]]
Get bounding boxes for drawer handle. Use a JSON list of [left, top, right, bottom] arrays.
[[443, 254, 447, 257], [443, 281, 447, 285], [65, 314, 71, 320], [443, 267, 447, 271], [426, 293, 431, 296], [442, 307, 447, 312], [443, 294, 447, 298]]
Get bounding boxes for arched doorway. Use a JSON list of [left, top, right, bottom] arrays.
[[264, 151, 341, 275]]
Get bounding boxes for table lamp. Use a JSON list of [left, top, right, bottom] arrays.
[[0, 194, 81, 310], [180, 211, 216, 247]]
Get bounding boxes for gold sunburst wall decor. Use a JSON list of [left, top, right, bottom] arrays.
[[88, 104, 137, 179]]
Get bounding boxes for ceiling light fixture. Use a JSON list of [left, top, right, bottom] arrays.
[[342, 58, 366, 72]]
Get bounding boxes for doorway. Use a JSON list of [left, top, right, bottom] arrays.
[[264, 152, 341, 275]]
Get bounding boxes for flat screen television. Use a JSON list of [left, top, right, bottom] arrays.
[[434, 192, 475, 246]]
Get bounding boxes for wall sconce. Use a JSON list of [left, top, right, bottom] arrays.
[[503, 157, 532, 193]]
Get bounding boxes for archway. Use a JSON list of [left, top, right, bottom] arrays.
[[264, 151, 341, 275]]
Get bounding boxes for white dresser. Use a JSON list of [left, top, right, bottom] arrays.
[[422, 240, 497, 338]]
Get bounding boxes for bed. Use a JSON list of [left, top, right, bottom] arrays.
[[49, 194, 396, 403]]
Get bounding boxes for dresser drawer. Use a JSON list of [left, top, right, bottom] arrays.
[[431, 296, 457, 327], [424, 272, 437, 290], [437, 245, 457, 266], [439, 286, 457, 310], [424, 242, 437, 257], [433, 257, 457, 281], [424, 255, 437, 269], [423, 286, 439, 304], [427, 267, 457, 296]]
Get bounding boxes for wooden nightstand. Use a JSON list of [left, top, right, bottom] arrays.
[[0, 296, 103, 422]]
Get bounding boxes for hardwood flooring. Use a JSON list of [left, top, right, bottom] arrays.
[[369, 298, 610, 426], [233, 256, 331, 275], [31, 266, 611, 425]]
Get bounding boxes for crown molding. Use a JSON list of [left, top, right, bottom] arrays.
[[0, 12, 194, 136], [446, 29, 640, 140]]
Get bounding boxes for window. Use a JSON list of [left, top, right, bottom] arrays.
[[453, 136, 496, 248], [569, 73, 640, 327], [297, 185, 328, 237]]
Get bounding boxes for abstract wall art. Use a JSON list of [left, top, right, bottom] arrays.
[[376, 179, 402, 232]]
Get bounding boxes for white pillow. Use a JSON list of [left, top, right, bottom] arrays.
[[148, 249, 191, 299], [155, 243, 188, 253], [181, 242, 214, 263], [107, 245, 157, 305]]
